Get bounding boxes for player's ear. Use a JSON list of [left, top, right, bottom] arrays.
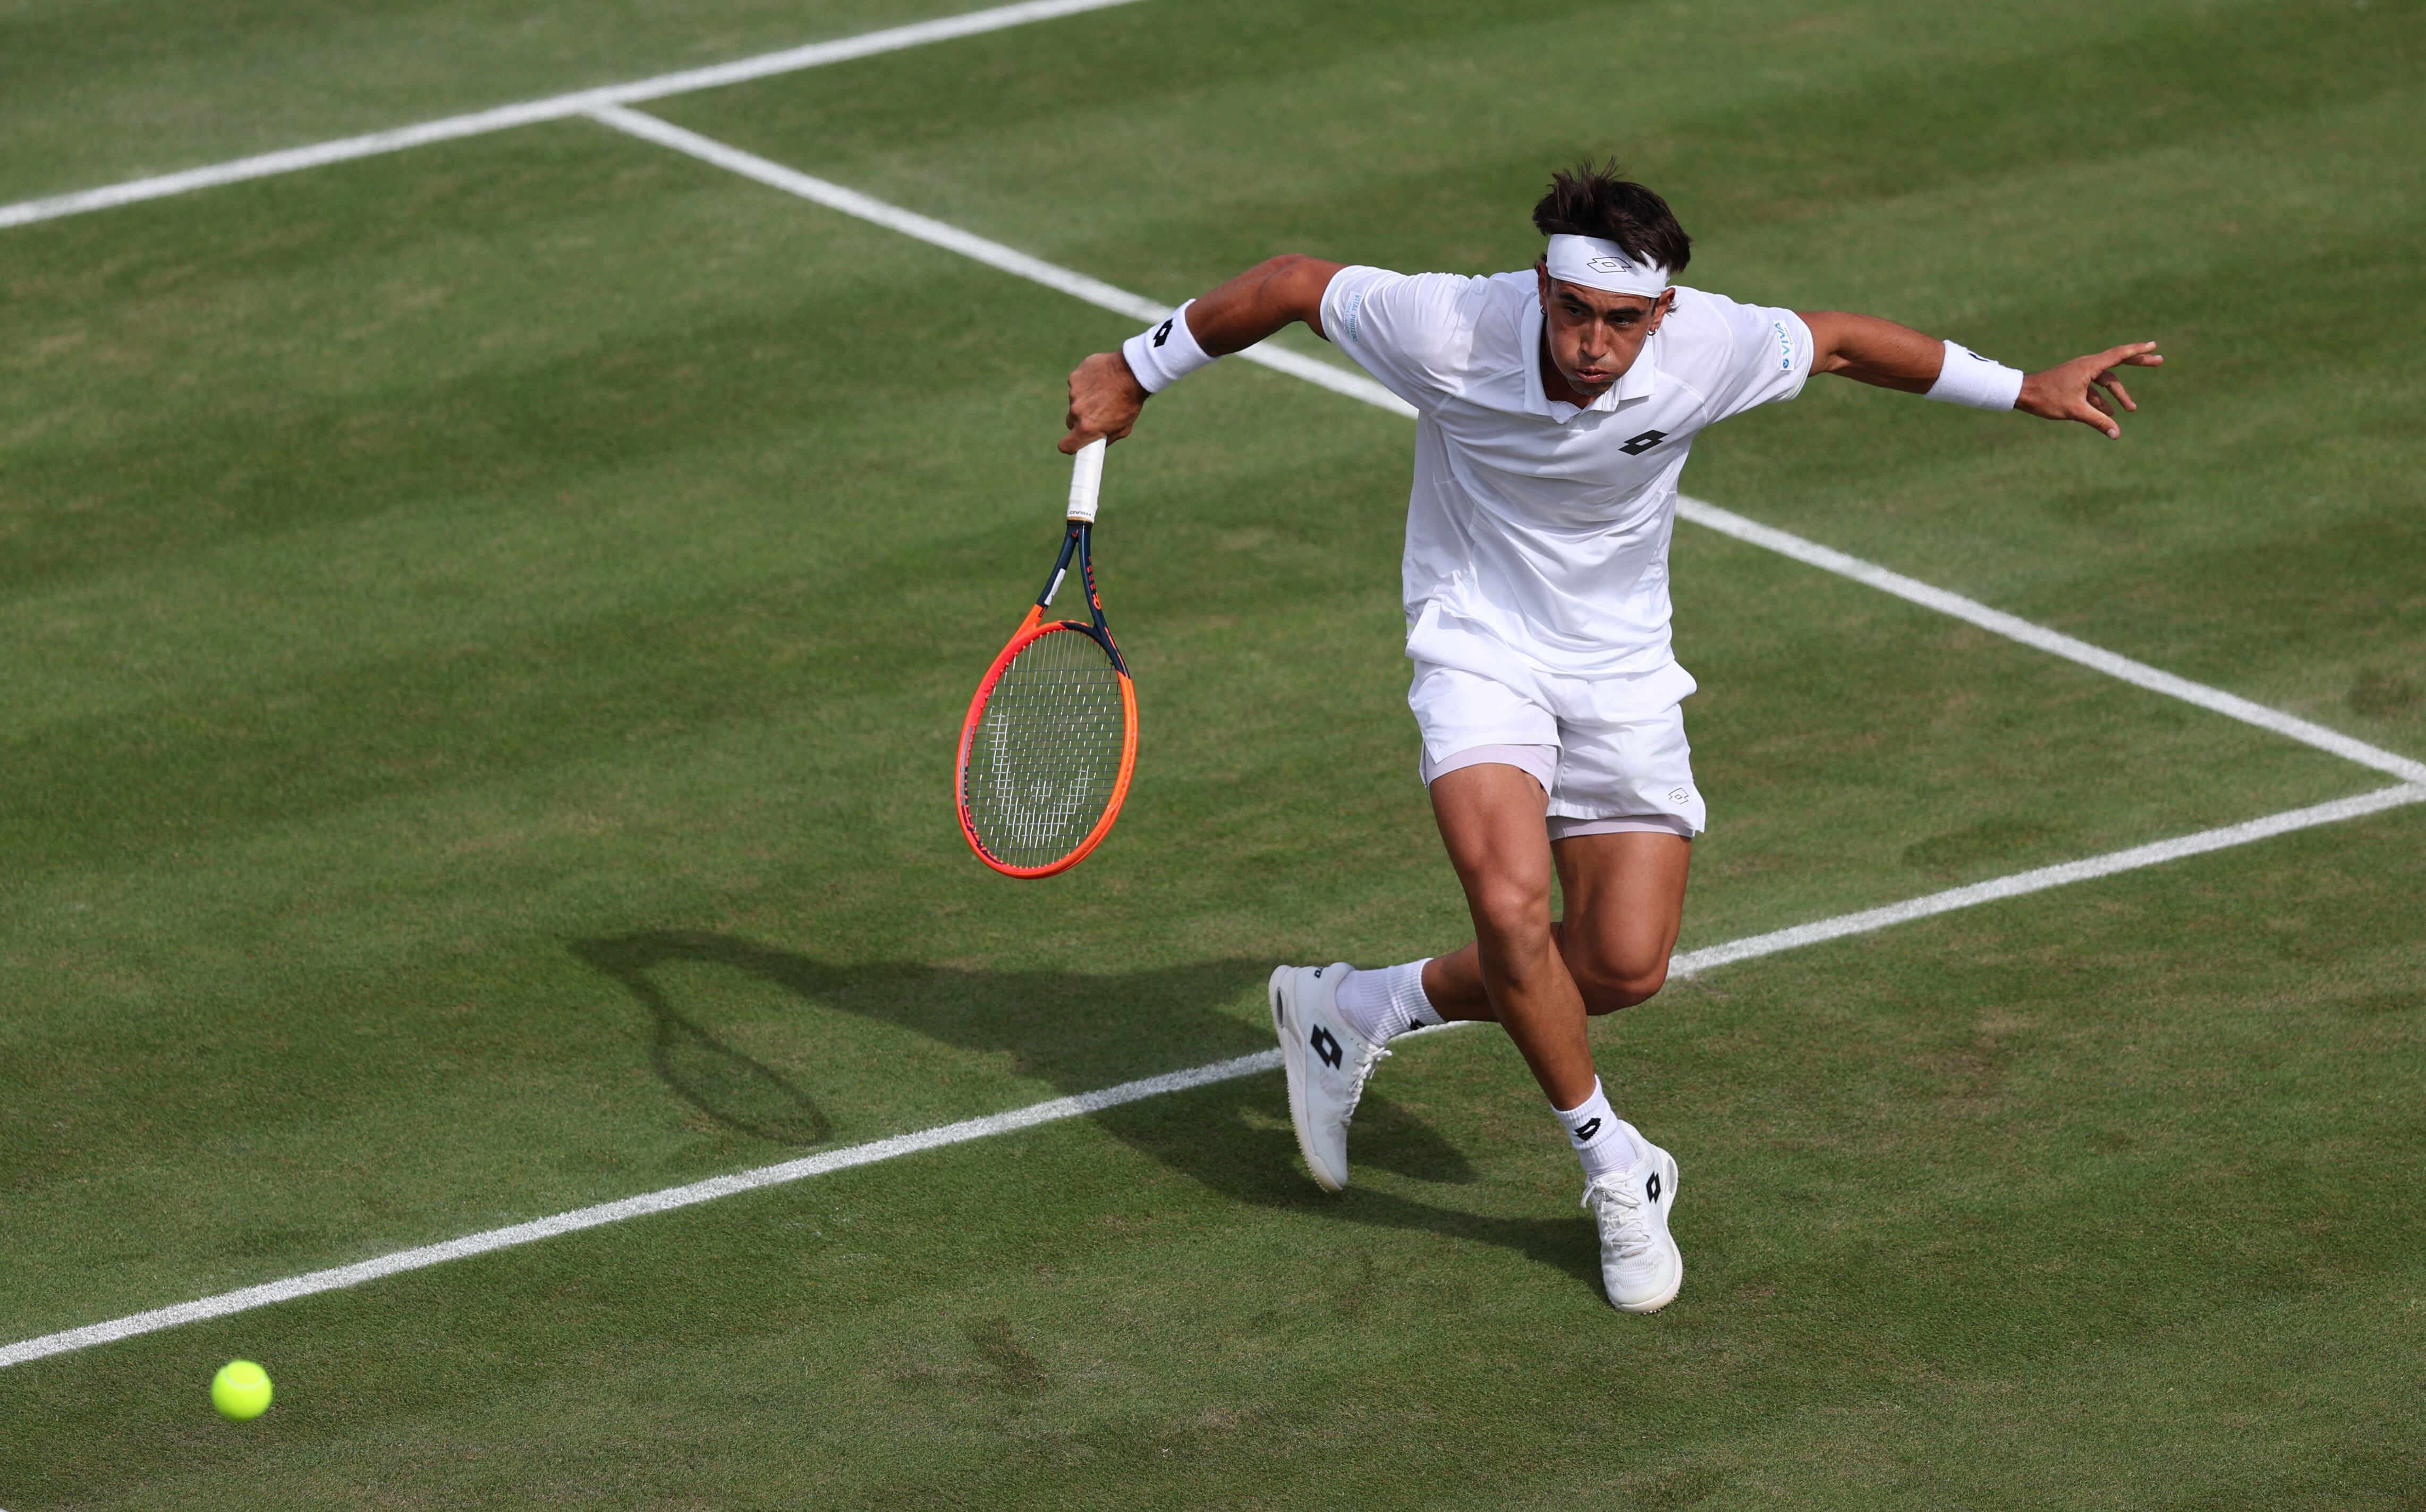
[[1534, 260, 1551, 306]]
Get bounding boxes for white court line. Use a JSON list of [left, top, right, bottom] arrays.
[[3, 782, 2416, 1371], [0, 1051, 1283, 1371], [588, 107, 2419, 788], [9, 96, 2417, 1377], [584, 104, 1417, 416], [1668, 783, 2425, 975], [0, 0, 1146, 231], [1675, 500, 2426, 787]]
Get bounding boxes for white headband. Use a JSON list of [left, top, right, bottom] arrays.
[[1542, 234, 1670, 298]]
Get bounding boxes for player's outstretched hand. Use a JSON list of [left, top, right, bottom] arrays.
[[2017, 342, 2162, 439], [1062, 351, 1149, 454]]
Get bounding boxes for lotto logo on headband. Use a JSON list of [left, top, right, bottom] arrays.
[[1545, 234, 1670, 297]]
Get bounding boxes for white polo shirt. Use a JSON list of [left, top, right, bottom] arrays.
[[1321, 266, 1812, 714]]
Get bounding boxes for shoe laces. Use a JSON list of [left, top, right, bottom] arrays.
[[1337, 1040, 1391, 1126], [1583, 1173, 1653, 1261]]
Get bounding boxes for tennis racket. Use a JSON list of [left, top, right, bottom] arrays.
[[954, 438, 1138, 878]]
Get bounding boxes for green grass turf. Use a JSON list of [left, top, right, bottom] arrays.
[[11, 817, 2424, 1508], [3, 0, 2422, 1505], [0, 0, 1014, 206]]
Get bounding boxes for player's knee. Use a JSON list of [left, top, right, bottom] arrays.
[[1466, 878, 1552, 944], [1574, 957, 1669, 1015]]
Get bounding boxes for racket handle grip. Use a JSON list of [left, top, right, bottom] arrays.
[[1066, 436, 1107, 522]]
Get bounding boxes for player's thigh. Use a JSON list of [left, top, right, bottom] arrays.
[[1550, 830, 1691, 1009], [1413, 662, 1562, 930], [1428, 762, 1557, 932]]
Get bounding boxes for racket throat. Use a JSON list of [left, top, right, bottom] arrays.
[[1033, 525, 1084, 610]]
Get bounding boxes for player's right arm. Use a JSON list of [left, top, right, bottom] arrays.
[[1061, 254, 1345, 454]]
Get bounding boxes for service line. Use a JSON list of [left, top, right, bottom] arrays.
[[4, 782, 2416, 1371], [0, 0, 1147, 231], [586, 105, 2421, 788]]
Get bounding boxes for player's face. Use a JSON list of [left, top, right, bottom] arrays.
[[1534, 266, 1674, 395]]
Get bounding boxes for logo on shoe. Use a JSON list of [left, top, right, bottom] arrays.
[[1646, 1171, 1662, 1202], [1310, 1024, 1343, 1069], [1572, 1116, 1602, 1143]]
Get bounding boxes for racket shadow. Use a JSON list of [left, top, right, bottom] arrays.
[[571, 930, 1596, 1292]]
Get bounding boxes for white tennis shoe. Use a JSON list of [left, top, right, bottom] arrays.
[[1270, 962, 1388, 1192], [1582, 1126, 1683, 1313]]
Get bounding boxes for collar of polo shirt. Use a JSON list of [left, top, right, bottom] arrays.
[[1523, 296, 1662, 422]]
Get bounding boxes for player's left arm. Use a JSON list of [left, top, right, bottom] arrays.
[[1799, 310, 2162, 439]]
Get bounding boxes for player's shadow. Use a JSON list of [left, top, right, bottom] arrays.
[[571, 930, 1600, 1291]]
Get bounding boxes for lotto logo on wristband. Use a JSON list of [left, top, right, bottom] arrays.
[[1122, 301, 1217, 393]]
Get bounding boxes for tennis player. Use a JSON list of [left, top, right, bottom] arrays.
[[1061, 164, 2159, 1312]]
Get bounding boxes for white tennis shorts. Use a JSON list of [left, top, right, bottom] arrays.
[[1409, 660, 1704, 839]]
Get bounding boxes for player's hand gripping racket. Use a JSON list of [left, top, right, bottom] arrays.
[[955, 438, 1138, 878]]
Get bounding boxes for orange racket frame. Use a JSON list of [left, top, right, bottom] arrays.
[[954, 440, 1138, 878]]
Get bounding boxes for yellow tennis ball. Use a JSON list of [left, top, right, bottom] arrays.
[[211, 1360, 273, 1421]]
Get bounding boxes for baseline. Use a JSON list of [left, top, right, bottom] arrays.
[[587, 106, 2419, 786], [0, 0, 1147, 231], [4, 782, 2417, 1371]]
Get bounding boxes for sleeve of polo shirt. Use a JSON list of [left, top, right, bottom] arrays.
[[1319, 266, 1473, 412], [1689, 291, 1814, 425]]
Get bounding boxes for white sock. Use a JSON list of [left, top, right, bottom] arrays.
[[1335, 959, 1443, 1043], [1555, 1079, 1642, 1182]]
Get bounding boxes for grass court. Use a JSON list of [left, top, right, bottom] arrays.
[[2, 0, 2422, 1505]]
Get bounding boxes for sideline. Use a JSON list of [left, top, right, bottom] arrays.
[[0, 0, 1147, 231], [1676, 501, 2426, 787], [588, 106, 2420, 787], [583, 104, 1414, 414], [3, 782, 2416, 1371]]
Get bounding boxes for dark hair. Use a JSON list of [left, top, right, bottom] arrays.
[[1531, 162, 1692, 276]]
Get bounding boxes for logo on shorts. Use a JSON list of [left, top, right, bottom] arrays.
[[1619, 429, 1668, 455], [1669, 787, 1692, 804]]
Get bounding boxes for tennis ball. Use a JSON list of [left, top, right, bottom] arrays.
[[211, 1359, 273, 1421]]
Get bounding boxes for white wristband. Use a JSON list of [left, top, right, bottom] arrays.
[[1925, 340, 2025, 411], [1120, 300, 1216, 394]]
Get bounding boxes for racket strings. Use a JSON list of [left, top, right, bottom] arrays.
[[964, 627, 1128, 869]]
